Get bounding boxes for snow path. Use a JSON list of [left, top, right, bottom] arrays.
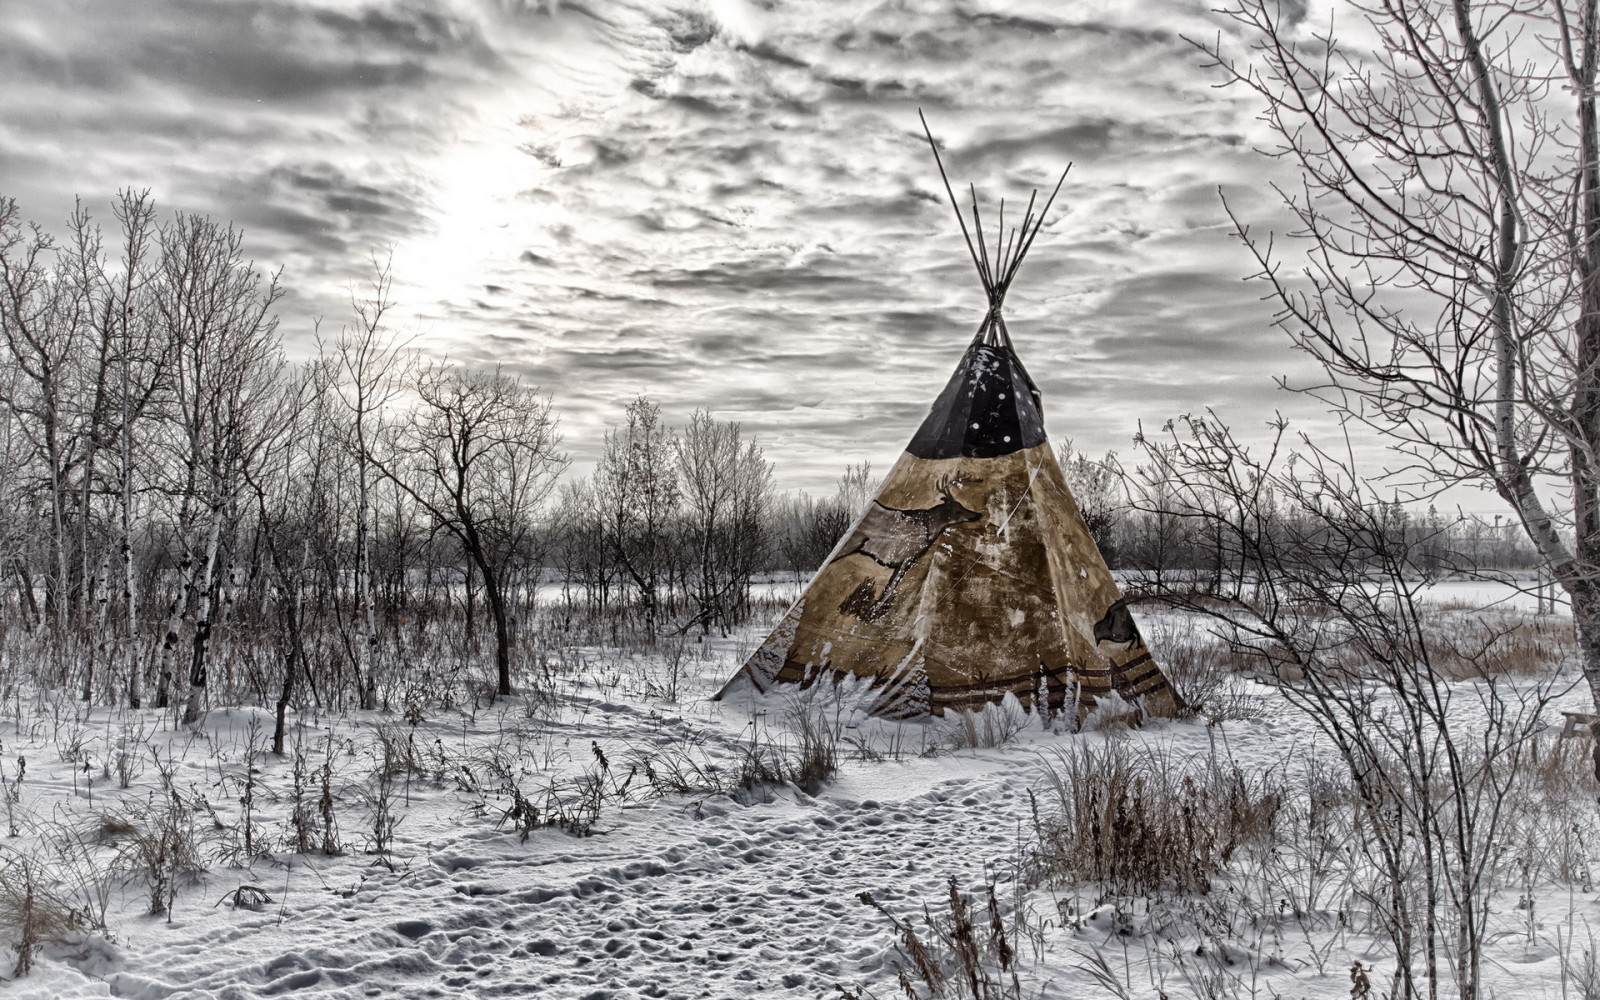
[[29, 747, 1046, 1000]]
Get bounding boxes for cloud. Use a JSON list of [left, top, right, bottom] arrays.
[[2, 0, 1327, 492]]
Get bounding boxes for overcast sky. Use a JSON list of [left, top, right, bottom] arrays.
[[0, 0, 1355, 495]]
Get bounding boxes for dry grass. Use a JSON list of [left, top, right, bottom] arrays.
[[1420, 612, 1574, 681], [784, 708, 841, 796], [218, 883, 274, 910], [1526, 732, 1597, 800], [0, 855, 86, 976], [937, 699, 1030, 750], [372, 724, 436, 780], [628, 730, 727, 797], [1144, 600, 1575, 698], [1034, 742, 1283, 897], [467, 744, 608, 839], [1496, 732, 1600, 888], [1562, 929, 1600, 1000], [100, 795, 208, 918], [843, 877, 1027, 1000], [629, 710, 841, 802]]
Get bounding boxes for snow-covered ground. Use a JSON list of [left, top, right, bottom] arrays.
[[2, 601, 1597, 1000]]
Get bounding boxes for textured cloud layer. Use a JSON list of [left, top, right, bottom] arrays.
[[1, 0, 1332, 490]]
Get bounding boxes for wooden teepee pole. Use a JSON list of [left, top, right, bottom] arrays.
[[918, 110, 992, 298]]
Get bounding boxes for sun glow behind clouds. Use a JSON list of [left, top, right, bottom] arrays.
[[397, 140, 541, 323]]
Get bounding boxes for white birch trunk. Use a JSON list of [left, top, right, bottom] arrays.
[[182, 500, 225, 725]]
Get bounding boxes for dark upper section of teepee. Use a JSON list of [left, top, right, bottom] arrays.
[[906, 339, 1047, 459], [903, 113, 1069, 460]]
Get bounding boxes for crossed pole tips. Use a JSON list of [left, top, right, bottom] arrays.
[[917, 109, 1071, 345]]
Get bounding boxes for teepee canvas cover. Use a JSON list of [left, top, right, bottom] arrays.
[[717, 119, 1184, 722]]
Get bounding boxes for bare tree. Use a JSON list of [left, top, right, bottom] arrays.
[[674, 410, 773, 634], [0, 199, 83, 637], [1196, 0, 1600, 769], [592, 396, 678, 636], [106, 191, 165, 708], [58, 201, 113, 654], [773, 492, 836, 577], [1057, 440, 1123, 565], [0, 356, 28, 627], [773, 461, 872, 578], [551, 478, 618, 621], [243, 359, 334, 754], [327, 254, 412, 709], [835, 460, 874, 516], [381, 364, 566, 697], [151, 212, 284, 723]]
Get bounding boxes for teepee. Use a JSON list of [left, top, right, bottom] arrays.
[[717, 117, 1185, 722]]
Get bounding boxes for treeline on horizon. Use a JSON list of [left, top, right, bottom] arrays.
[[0, 193, 1541, 723]]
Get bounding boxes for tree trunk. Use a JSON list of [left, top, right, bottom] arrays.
[[15, 566, 39, 627], [271, 574, 306, 758], [1572, 587, 1600, 774], [463, 559, 475, 646], [355, 449, 378, 711], [1447, 0, 1600, 780], [182, 501, 225, 725], [1568, 0, 1600, 782], [45, 412, 69, 638], [476, 554, 513, 697], [154, 557, 192, 710]]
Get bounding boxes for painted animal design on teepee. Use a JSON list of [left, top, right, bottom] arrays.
[[715, 112, 1186, 723], [1092, 599, 1142, 650], [833, 476, 982, 621]]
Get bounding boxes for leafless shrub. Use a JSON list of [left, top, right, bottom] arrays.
[[317, 736, 340, 856], [113, 728, 144, 790], [644, 636, 692, 703], [54, 727, 90, 765], [1127, 415, 1568, 996], [286, 731, 318, 855], [1143, 618, 1265, 723], [232, 720, 267, 862], [365, 765, 401, 856], [1, 754, 25, 837]]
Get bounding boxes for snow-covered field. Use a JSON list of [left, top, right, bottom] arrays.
[[2, 596, 1597, 1000]]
